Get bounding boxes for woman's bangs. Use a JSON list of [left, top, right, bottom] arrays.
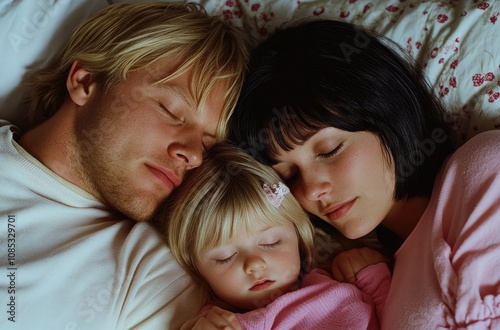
[[265, 104, 327, 163]]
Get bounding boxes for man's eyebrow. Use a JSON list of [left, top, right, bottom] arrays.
[[161, 84, 196, 110]]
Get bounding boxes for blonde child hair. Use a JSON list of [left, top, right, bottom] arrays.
[[155, 142, 316, 304], [28, 2, 252, 140]]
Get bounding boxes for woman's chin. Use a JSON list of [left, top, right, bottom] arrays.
[[337, 222, 376, 240]]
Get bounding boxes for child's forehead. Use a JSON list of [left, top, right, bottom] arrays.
[[230, 218, 293, 242]]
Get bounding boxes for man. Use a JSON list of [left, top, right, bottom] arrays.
[[0, 2, 251, 329]]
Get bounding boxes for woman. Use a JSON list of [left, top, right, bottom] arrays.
[[228, 19, 500, 328]]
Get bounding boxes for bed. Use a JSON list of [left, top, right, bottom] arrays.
[[1, 0, 499, 141]]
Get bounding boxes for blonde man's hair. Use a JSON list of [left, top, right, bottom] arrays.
[[154, 143, 315, 303], [28, 1, 252, 140]]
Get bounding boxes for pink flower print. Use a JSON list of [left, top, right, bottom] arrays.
[[439, 58, 444, 64], [415, 41, 422, 49], [225, 0, 235, 7], [472, 74, 485, 87], [423, 10, 428, 15], [259, 12, 273, 22], [439, 87, 450, 97], [485, 72, 495, 81], [437, 14, 448, 23], [487, 91, 499, 103], [251, 3, 260, 11], [430, 47, 439, 58], [340, 11, 350, 18], [455, 38, 460, 43], [386, 6, 399, 13], [349, 0, 357, 3], [314, 6, 325, 15], [222, 9, 233, 20], [233, 10, 242, 18], [490, 13, 500, 24], [363, 5, 371, 14], [449, 76, 457, 88], [497, 80, 500, 87], [478, 3, 490, 10], [450, 59, 459, 69]]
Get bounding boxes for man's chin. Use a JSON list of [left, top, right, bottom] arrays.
[[113, 198, 161, 222]]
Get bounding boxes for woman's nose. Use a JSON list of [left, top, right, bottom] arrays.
[[301, 171, 332, 202]]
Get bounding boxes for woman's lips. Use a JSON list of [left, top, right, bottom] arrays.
[[323, 198, 356, 222], [249, 280, 275, 291]]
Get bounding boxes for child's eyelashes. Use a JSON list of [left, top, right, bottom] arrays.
[[261, 240, 281, 249], [213, 240, 281, 264], [215, 253, 236, 264]]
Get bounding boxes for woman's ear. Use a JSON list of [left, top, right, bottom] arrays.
[[66, 61, 96, 106]]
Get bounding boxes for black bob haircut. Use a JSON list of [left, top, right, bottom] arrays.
[[228, 18, 455, 200]]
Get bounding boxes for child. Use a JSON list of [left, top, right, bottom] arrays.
[[154, 143, 391, 329]]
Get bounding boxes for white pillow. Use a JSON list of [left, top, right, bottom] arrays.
[[0, 0, 108, 131]]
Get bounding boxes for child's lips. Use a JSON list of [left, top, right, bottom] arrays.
[[249, 280, 275, 291]]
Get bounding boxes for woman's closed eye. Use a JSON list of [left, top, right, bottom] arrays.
[[318, 142, 344, 159], [274, 167, 299, 187]]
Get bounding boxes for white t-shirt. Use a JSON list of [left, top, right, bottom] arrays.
[[0, 121, 201, 329]]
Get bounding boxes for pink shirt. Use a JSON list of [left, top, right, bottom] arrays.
[[231, 263, 391, 329], [383, 130, 500, 329]]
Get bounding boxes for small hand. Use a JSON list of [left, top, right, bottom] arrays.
[[331, 247, 388, 284], [181, 306, 242, 330]]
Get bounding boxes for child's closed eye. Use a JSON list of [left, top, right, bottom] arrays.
[[215, 253, 236, 264], [261, 240, 281, 249]]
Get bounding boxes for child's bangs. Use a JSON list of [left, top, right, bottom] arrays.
[[199, 184, 290, 250]]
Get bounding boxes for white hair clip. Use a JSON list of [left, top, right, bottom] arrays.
[[262, 182, 290, 208]]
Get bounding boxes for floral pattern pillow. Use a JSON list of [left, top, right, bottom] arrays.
[[201, 0, 500, 144]]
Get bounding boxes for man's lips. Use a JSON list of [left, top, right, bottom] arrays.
[[146, 164, 181, 192], [249, 279, 275, 291], [323, 198, 356, 222]]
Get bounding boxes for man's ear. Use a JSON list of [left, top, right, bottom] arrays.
[[66, 61, 96, 106]]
